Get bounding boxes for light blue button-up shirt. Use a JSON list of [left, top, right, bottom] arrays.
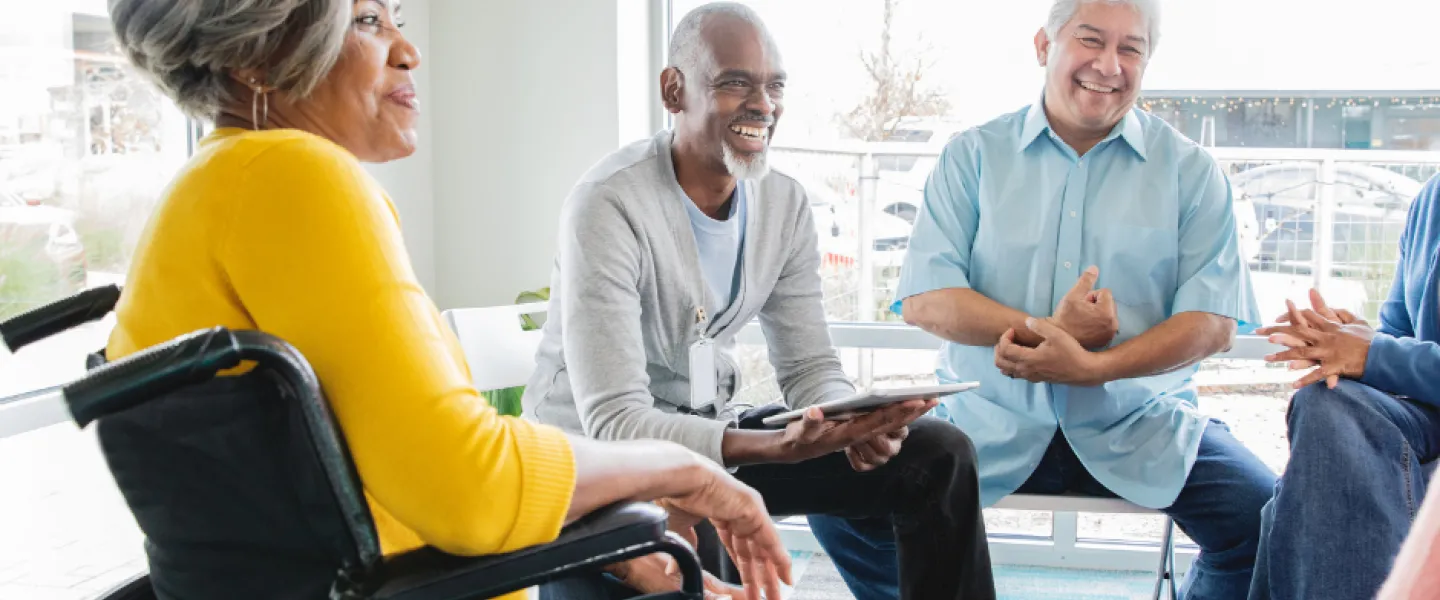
[[893, 101, 1260, 509]]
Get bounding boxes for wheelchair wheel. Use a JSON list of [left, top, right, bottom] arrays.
[[93, 572, 155, 600]]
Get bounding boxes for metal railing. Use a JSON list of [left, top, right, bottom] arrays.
[[726, 143, 1440, 431], [770, 142, 1440, 330]]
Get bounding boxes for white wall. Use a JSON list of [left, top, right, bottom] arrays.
[[366, 0, 666, 309], [429, 0, 638, 309], [616, 0, 666, 145], [364, 0, 436, 292]]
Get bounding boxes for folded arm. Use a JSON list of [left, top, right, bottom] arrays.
[[903, 288, 1045, 347], [1095, 312, 1235, 382], [1360, 202, 1440, 403]]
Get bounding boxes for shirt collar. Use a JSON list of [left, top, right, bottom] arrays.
[[1019, 95, 1148, 162]]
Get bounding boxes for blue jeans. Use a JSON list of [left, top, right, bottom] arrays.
[[812, 420, 1275, 600], [1248, 381, 1440, 600], [807, 514, 901, 600]]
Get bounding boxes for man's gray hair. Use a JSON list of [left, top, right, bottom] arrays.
[[1045, 0, 1161, 58], [108, 0, 350, 118], [667, 2, 774, 74]]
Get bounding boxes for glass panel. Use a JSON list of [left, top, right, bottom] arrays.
[[0, 3, 191, 398], [985, 509, 1052, 539]]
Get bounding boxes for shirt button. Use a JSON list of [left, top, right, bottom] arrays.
[[1070, 211, 1078, 218], [1064, 261, 1073, 269]]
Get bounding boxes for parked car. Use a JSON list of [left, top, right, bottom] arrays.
[[875, 156, 932, 227], [0, 188, 87, 311], [874, 118, 967, 173], [800, 176, 915, 268], [1229, 162, 1419, 275]]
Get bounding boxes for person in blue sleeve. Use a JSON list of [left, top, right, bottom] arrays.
[[1248, 176, 1440, 600], [806, 1, 1277, 599]]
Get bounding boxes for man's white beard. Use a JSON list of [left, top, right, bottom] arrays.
[[722, 141, 770, 181]]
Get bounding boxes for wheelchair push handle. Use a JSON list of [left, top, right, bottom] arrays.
[[0, 284, 120, 353], [65, 326, 244, 427]]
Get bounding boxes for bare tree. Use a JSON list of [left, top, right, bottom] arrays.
[[840, 0, 950, 141]]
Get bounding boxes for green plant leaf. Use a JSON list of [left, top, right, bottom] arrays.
[[515, 287, 550, 304], [480, 386, 526, 417], [515, 287, 550, 331]]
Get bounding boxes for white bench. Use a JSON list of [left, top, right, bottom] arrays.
[[995, 494, 1178, 599]]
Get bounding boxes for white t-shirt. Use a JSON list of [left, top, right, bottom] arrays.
[[681, 184, 747, 314]]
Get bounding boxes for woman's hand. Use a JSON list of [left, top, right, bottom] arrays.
[[1258, 298, 1376, 389], [1265, 289, 1370, 387], [655, 462, 792, 600]]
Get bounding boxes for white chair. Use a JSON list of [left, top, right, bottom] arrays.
[[441, 302, 548, 392], [995, 494, 1178, 600]]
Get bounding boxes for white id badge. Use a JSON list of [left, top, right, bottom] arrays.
[[688, 337, 719, 410]]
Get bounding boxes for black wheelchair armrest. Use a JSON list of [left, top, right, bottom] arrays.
[[371, 501, 703, 600], [0, 284, 119, 353]]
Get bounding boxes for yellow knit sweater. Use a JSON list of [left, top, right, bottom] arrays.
[[107, 128, 575, 599]]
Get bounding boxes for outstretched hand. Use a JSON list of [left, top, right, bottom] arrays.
[[654, 462, 792, 600], [777, 399, 935, 467]]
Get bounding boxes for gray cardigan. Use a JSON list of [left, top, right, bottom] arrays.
[[522, 130, 855, 466]]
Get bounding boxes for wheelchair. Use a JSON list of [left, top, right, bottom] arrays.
[[2, 286, 704, 599]]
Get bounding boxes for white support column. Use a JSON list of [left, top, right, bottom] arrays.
[[1314, 158, 1338, 293], [856, 153, 878, 387]]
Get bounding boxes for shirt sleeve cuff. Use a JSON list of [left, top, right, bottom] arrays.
[[891, 260, 973, 316], [790, 381, 859, 410], [1171, 284, 1260, 333], [500, 420, 577, 551], [1359, 334, 1402, 393]]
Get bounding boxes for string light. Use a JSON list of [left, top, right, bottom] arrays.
[[1137, 95, 1440, 117]]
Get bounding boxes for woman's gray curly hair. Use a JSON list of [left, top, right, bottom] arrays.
[[108, 0, 350, 119]]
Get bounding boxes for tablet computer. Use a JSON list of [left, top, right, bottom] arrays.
[[760, 382, 980, 427]]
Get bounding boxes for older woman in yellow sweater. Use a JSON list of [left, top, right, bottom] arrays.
[[105, 1, 789, 599]]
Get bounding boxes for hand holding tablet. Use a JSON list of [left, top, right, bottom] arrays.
[[761, 382, 980, 427]]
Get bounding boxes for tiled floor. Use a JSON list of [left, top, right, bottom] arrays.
[[0, 425, 143, 600]]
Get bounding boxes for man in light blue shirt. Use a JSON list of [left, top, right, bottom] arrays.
[[811, 1, 1276, 599]]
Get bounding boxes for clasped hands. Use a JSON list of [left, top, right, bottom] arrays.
[[1256, 288, 1375, 389], [995, 266, 1119, 386]]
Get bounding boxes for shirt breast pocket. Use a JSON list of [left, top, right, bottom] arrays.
[[1102, 225, 1178, 340]]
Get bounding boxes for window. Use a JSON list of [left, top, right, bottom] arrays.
[[2, 6, 192, 597], [1, 3, 193, 398], [666, 0, 1434, 325], [666, 0, 1434, 553]]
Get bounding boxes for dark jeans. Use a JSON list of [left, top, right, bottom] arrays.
[[816, 420, 1276, 600], [1017, 422, 1275, 600], [1248, 381, 1440, 600], [540, 416, 995, 599]]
